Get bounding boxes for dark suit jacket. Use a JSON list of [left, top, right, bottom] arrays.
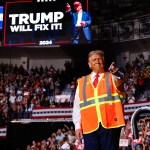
[[66, 10, 92, 41]]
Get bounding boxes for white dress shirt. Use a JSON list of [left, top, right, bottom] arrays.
[[72, 72, 103, 131], [76, 12, 82, 27]]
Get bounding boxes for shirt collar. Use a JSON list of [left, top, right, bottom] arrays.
[[91, 72, 103, 82]]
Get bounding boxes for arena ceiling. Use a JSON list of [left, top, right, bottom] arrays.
[[1, 0, 150, 22], [90, 0, 150, 23]]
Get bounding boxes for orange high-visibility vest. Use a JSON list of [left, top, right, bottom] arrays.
[[78, 72, 125, 134]]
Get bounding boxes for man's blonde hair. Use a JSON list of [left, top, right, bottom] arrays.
[[88, 50, 104, 61]]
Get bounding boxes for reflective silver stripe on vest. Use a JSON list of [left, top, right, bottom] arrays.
[[80, 73, 122, 108], [105, 72, 124, 102], [80, 75, 95, 108], [98, 95, 120, 102], [98, 72, 120, 102]]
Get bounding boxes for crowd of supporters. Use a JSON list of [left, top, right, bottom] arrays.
[[24, 124, 83, 150], [0, 60, 76, 125], [23, 116, 150, 150], [119, 116, 150, 150], [0, 54, 149, 149], [123, 54, 150, 103]]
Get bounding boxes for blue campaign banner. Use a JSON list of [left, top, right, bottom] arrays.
[[0, 6, 3, 30]]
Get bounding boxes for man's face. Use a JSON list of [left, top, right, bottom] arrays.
[[88, 53, 105, 73], [74, 2, 82, 12]]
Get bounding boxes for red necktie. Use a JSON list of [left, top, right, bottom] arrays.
[[93, 74, 99, 87]]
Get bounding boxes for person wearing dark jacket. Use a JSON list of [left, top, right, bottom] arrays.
[[66, 1, 92, 44]]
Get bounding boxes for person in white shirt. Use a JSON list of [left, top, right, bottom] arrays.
[[66, 1, 92, 44], [72, 50, 125, 150]]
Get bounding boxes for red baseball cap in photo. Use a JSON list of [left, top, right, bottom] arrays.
[[74, 1, 81, 6]]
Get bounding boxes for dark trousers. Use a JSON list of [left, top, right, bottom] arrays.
[[83, 123, 121, 150]]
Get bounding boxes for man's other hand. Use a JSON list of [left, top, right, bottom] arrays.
[[66, 3, 71, 12]]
